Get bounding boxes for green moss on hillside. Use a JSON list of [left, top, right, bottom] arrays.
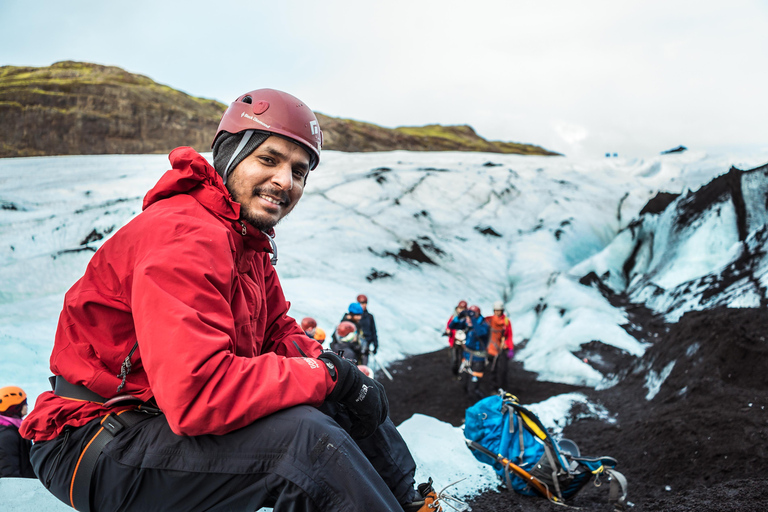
[[0, 61, 559, 157]]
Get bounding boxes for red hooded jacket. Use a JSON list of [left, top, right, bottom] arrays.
[[21, 148, 333, 442]]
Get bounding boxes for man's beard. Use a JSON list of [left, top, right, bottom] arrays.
[[227, 184, 292, 233]]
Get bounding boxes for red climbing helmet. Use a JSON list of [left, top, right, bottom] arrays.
[[457, 300, 468, 309], [469, 305, 481, 315], [336, 321, 358, 342], [301, 317, 317, 331], [212, 89, 323, 169], [357, 294, 368, 304]]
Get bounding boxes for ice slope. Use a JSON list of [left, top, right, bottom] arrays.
[[573, 162, 768, 321], [3, 148, 768, 506], [3, 149, 768, 404]]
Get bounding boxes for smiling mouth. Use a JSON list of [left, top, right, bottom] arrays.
[[258, 193, 283, 206]]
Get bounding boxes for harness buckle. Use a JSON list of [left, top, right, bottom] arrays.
[[102, 413, 127, 436]]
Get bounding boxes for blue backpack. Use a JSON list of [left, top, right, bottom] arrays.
[[465, 393, 628, 508]]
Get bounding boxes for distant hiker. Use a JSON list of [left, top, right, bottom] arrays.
[[0, 386, 35, 478], [331, 320, 365, 363], [21, 89, 442, 512], [357, 294, 379, 356], [445, 300, 468, 375], [485, 301, 514, 390], [334, 302, 369, 364], [449, 305, 490, 400], [301, 316, 317, 339]]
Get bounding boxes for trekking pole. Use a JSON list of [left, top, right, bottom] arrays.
[[465, 439, 558, 503], [371, 353, 393, 381]]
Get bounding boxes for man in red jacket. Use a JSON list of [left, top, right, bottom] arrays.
[[22, 89, 441, 512]]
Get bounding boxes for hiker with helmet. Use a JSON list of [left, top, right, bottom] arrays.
[[334, 302, 369, 364], [331, 321, 364, 362], [313, 327, 327, 345], [485, 301, 514, 391], [21, 89, 442, 512], [449, 305, 491, 400], [445, 300, 468, 375], [357, 294, 379, 355], [0, 386, 35, 478], [301, 316, 318, 339]]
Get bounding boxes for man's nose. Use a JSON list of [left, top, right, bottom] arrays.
[[271, 163, 293, 190]]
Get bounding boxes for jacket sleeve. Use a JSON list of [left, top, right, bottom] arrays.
[[475, 319, 490, 342], [505, 319, 513, 348], [448, 317, 466, 330], [131, 221, 333, 436], [369, 315, 378, 345]]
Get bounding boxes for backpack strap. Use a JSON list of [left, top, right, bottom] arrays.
[[605, 468, 628, 510]]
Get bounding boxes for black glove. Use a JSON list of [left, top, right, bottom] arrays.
[[318, 351, 389, 439]]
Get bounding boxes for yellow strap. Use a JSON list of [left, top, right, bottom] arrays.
[[519, 411, 548, 440]]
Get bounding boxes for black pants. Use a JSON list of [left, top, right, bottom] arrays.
[[30, 403, 419, 512], [488, 352, 509, 391], [461, 352, 486, 400]]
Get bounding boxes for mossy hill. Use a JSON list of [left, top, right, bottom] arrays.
[[0, 61, 559, 158]]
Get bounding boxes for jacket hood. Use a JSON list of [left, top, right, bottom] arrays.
[[143, 147, 239, 219], [142, 147, 275, 251]]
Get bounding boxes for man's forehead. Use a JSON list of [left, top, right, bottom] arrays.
[[259, 135, 311, 165]]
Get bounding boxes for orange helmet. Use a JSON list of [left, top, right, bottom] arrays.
[[314, 327, 326, 342], [0, 386, 27, 416]]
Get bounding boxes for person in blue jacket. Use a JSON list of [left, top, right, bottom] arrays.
[[449, 305, 490, 400]]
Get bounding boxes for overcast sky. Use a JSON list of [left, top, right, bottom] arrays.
[[1, 0, 766, 158]]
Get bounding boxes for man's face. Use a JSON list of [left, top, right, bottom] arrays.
[[226, 135, 310, 232], [494, 309, 504, 317], [360, 301, 368, 311]]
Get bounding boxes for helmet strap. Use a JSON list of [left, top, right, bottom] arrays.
[[222, 129, 255, 184]]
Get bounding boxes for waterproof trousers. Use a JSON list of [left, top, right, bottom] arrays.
[[488, 352, 509, 391], [461, 352, 486, 401], [30, 403, 419, 512]]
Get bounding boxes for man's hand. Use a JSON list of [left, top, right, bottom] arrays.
[[318, 351, 389, 439], [369, 344, 378, 354]]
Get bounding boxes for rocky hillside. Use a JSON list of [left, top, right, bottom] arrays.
[[0, 61, 224, 157], [0, 61, 558, 158], [315, 114, 559, 155]]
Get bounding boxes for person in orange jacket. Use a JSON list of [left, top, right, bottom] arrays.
[[485, 301, 514, 391]]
